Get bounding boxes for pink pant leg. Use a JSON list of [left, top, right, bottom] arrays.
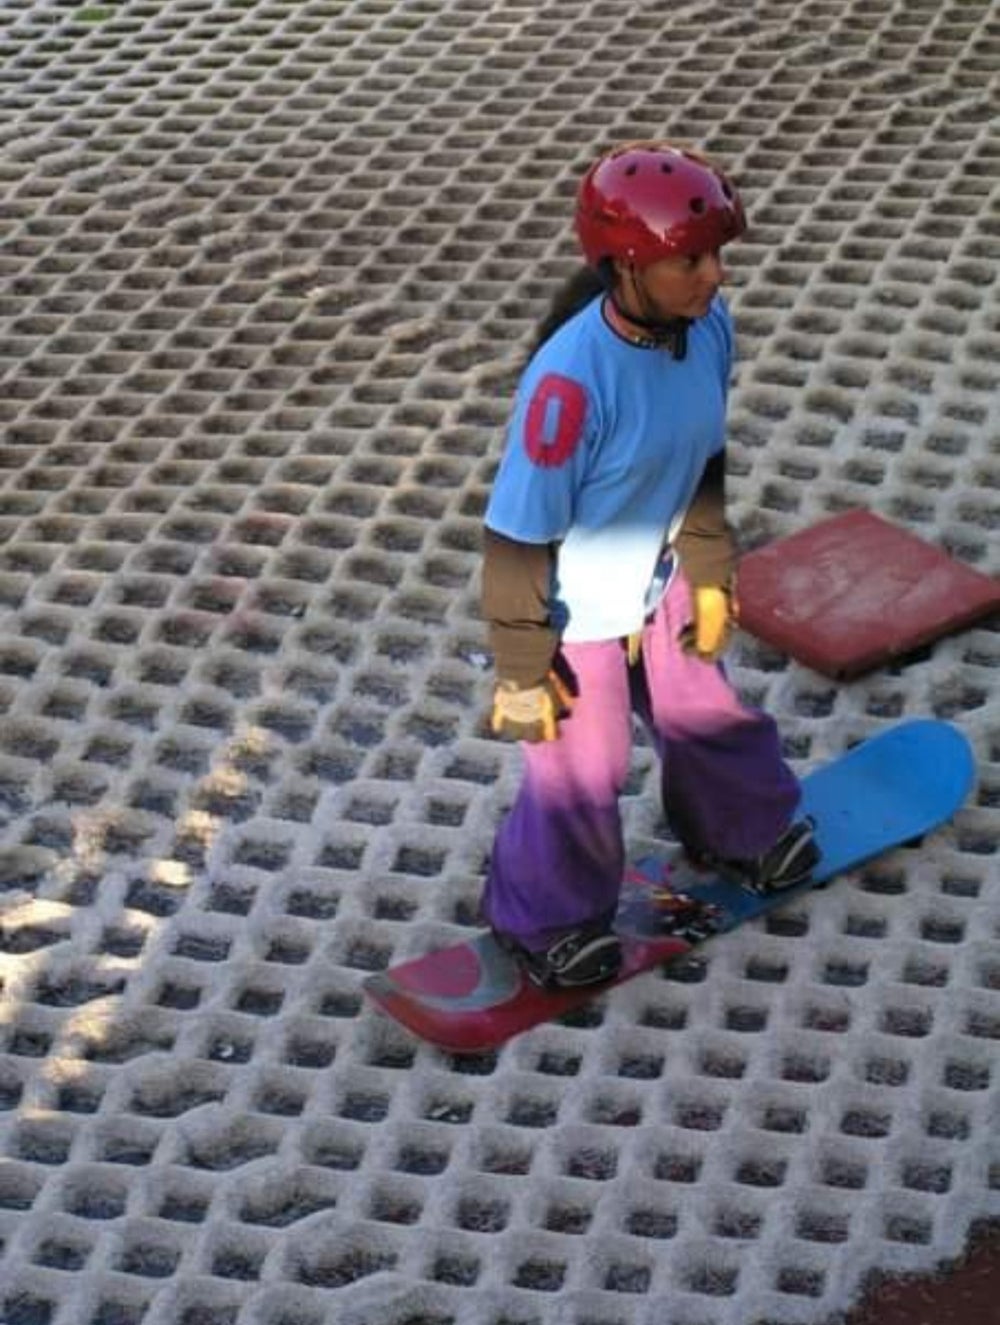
[[482, 637, 632, 949], [636, 575, 801, 859]]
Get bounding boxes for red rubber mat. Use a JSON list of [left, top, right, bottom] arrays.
[[737, 509, 1000, 679]]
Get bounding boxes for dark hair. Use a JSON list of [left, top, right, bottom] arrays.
[[529, 260, 613, 356]]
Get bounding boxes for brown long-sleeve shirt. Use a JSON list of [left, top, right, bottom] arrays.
[[482, 451, 735, 686]]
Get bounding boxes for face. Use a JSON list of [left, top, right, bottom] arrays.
[[620, 249, 729, 321]]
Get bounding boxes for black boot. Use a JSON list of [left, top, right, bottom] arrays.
[[722, 818, 819, 893], [499, 925, 623, 989]]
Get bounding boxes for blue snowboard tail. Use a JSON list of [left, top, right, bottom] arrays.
[[803, 718, 974, 874], [635, 719, 976, 934]]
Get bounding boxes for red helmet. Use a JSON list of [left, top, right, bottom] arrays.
[[575, 142, 746, 268]]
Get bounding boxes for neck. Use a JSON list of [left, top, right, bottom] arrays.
[[602, 296, 690, 359]]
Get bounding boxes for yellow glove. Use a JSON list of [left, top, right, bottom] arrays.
[[680, 585, 737, 662], [491, 670, 574, 743]]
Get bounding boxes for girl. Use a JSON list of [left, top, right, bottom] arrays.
[[480, 142, 817, 989]]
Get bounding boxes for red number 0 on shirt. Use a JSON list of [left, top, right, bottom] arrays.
[[523, 373, 587, 468]]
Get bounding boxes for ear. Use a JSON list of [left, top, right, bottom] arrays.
[[620, 261, 643, 297], [608, 256, 629, 287]]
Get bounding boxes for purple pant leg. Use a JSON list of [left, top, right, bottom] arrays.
[[482, 637, 632, 950], [637, 575, 801, 859]]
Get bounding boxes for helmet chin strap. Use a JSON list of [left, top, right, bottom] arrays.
[[611, 264, 690, 359]]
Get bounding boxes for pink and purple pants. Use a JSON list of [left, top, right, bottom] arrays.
[[482, 575, 801, 951]]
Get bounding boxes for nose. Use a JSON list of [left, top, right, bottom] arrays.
[[702, 251, 727, 286]]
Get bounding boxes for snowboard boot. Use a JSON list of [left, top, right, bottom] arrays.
[[499, 924, 623, 989], [720, 817, 819, 894]]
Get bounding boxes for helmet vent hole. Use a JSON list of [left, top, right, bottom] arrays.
[[690, 197, 706, 214], [625, 164, 638, 176], [722, 182, 733, 198], [660, 163, 673, 174]]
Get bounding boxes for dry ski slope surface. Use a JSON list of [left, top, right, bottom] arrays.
[[0, 3, 998, 1324]]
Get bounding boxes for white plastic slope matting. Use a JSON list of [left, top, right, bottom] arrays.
[[0, 3, 998, 1324]]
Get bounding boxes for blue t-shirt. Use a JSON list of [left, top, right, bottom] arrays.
[[485, 294, 734, 642]]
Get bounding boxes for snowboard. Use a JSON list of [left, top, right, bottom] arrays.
[[364, 719, 975, 1052]]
